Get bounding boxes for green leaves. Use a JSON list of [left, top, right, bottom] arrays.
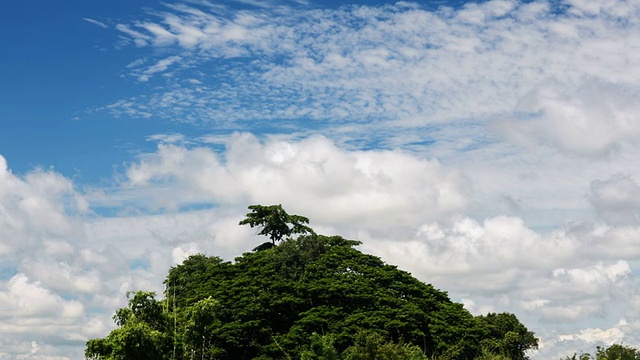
[[183, 297, 223, 358], [85, 291, 171, 360], [476, 313, 539, 360], [239, 204, 315, 244], [596, 344, 640, 360], [343, 330, 429, 360], [87, 205, 538, 360], [301, 333, 340, 360], [563, 344, 640, 360]]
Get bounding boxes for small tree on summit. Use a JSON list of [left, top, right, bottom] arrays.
[[239, 204, 315, 244]]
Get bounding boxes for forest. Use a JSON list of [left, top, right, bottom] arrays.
[[85, 205, 541, 359]]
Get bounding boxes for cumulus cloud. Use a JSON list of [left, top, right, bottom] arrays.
[[0, 273, 84, 321], [0, 156, 85, 258], [501, 83, 640, 158], [0, 156, 233, 358], [359, 215, 640, 358], [119, 133, 471, 227]]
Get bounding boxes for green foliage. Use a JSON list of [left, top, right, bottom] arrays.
[[596, 344, 640, 360], [476, 313, 538, 360], [87, 206, 538, 360], [563, 353, 593, 360], [85, 291, 171, 360], [343, 330, 429, 360], [563, 344, 640, 360], [239, 204, 315, 244], [301, 333, 340, 360], [473, 347, 512, 360], [183, 297, 223, 358]]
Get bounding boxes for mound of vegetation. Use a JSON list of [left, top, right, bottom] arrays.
[[86, 205, 538, 360]]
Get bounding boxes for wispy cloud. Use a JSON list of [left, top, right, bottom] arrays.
[[105, 0, 640, 156], [136, 55, 183, 82], [83, 17, 109, 29]]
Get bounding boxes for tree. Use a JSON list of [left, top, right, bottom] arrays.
[[183, 297, 223, 359], [563, 353, 592, 360], [160, 234, 536, 359], [85, 291, 171, 360], [596, 344, 640, 360], [563, 344, 640, 360], [239, 204, 315, 244], [343, 330, 429, 360], [476, 313, 538, 360], [301, 333, 340, 360]]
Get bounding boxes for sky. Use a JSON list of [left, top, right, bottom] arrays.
[[1, 0, 640, 358]]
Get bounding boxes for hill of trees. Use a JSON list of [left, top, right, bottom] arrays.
[[85, 205, 538, 359]]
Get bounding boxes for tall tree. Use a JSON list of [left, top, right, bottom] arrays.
[[183, 297, 223, 359], [239, 204, 315, 244], [85, 291, 171, 360], [476, 313, 538, 360]]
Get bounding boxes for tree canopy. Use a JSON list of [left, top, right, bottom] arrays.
[[86, 291, 171, 360], [239, 204, 315, 244], [86, 206, 538, 360], [564, 344, 640, 360]]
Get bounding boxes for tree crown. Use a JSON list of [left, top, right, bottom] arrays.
[[239, 204, 315, 244]]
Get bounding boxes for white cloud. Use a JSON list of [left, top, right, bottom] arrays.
[[83, 18, 108, 29], [19, 259, 102, 294], [501, 82, 640, 158], [105, 0, 640, 152], [560, 322, 625, 345], [114, 24, 152, 47], [172, 243, 202, 264], [0, 156, 214, 358], [0, 157, 86, 259], [0, 135, 475, 358], [147, 132, 188, 144], [0, 273, 84, 320], [136, 55, 182, 82], [120, 133, 471, 227], [359, 214, 640, 338]]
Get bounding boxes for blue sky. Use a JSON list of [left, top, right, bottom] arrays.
[[1, 0, 146, 179], [0, 0, 474, 181], [0, 0, 425, 177], [2, 0, 640, 358]]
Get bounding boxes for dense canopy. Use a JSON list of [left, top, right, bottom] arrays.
[[86, 206, 537, 359]]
